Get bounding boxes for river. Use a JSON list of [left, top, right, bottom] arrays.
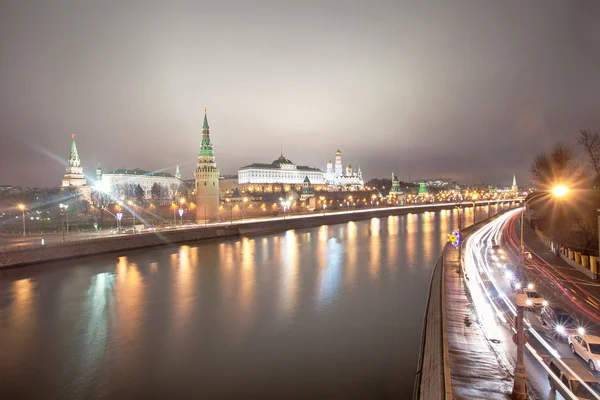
[[0, 206, 495, 399]]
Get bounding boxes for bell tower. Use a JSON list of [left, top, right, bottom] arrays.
[[195, 108, 221, 222]]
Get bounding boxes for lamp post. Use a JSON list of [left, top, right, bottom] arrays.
[[179, 198, 186, 226], [172, 203, 177, 225], [18, 204, 26, 237], [128, 200, 136, 233], [242, 197, 248, 220], [59, 204, 68, 243], [511, 185, 569, 400], [456, 204, 463, 274], [116, 211, 123, 231], [472, 193, 479, 225]]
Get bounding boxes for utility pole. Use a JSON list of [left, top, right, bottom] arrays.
[[60, 206, 65, 243], [457, 205, 463, 274]]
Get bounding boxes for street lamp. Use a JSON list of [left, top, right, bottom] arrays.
[[116, 211, 123, 231], [59, 204, 68, 243], [472, 193, 479, 225], [512, 185, 569, 400], [18, 204, 26, 237], [179, 198, 186, 226], [242, 197, 248, 220], [128, 200, 136, 233]]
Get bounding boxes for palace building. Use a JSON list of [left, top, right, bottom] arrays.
[[99, 167, 182, 200], [238, 148, 364, 193], [238, 153, 326, 193]]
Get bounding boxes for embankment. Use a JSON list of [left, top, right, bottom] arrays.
[[0, 200, 517, 269]]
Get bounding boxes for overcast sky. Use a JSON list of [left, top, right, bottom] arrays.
[[1, 0, 599, 188]]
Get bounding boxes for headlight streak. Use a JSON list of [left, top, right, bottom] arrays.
[[465, 210, 600, 400]]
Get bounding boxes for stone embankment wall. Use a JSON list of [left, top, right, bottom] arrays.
[[534, 228, 598, 280], [0, 201, 516, 269]]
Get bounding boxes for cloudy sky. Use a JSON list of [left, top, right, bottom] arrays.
[[1, 0, 599, 187]]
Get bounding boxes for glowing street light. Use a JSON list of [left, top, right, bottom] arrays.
[[551, 185, 568, 198], [18, 204, 26, 237]]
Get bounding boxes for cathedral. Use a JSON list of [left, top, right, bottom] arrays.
[[325, 149, 364, 190], [195, 108, 220, 222]]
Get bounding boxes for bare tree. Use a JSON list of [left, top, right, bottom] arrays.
[[577, 129, 600, 176], [531, 143, 575, 189]]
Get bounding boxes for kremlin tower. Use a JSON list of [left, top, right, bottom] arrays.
[[62, 134, 87, 188], [195, 108, 220, 222]]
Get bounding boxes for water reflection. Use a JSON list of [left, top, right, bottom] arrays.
[[369, 218, 381, 279], [0, 207, 500, 399], [317, 238, 342, 310], [346, 221, 357, 288], [279, 232, 297, 324]]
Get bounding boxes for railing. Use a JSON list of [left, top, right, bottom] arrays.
[[413, 253, 451, 400]]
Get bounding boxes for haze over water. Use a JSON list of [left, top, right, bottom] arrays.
[[0, 207, 492, 398]]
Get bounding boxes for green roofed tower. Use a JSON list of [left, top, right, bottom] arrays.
[[195, 108, 220, 222], [62, 134, 87, 188]]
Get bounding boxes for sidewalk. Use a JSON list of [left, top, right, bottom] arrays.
[[522, 225, 600, 301], [443, 244, 513, 399]]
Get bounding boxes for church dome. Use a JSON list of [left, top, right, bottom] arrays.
[[273, 155, 293, 165], [335, 149, 341, 156]]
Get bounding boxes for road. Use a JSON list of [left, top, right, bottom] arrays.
[[0, 199, 514, 250], [464, 209, 600, 400]]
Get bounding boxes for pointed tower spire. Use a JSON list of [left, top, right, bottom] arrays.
[[512, 174, 517, 186], [203, 107, 209, 130], [199, 108, 214, 157], [175, 161, 182, 179], [69, 133, 81, 167]]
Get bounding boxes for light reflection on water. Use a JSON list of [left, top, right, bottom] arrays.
[[0, 208, 494, 398]]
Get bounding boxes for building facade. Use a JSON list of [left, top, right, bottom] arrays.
[[238, 154, 325, 192], [100, 168, 182, 200], [195, 109, 220, 222], [324, 149, 364, 190]]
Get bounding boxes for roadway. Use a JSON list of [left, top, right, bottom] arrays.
[[464, 209, 600, 400]]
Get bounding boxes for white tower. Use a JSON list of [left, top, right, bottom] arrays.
[[334, 149, 343, 178], [195, 108, 220, 222], [326, 160, 334, 184], [511, 174, 518, 194]]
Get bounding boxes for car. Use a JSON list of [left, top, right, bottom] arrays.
[[523, 287, 548, 308], [547, 357, 600, 399], [569, 333, 600, 372], [541, 306, 578, 338]]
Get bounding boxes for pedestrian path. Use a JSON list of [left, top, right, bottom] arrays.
[[444, 244, 513, 399]]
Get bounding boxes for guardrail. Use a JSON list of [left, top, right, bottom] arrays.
[[413, 252, 451, 399]]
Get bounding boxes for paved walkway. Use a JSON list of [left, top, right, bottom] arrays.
[[444, 245, 513, 399]]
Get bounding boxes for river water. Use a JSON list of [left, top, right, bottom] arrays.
[[0, 207, 494, 399]]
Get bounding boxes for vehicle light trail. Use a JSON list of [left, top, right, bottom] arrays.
[[464, 210, 600, 399]]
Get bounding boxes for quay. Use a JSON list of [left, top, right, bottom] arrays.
[[0, 200, 516, 269]]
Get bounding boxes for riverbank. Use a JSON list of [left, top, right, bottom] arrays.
[[0, 200, 517, 269]]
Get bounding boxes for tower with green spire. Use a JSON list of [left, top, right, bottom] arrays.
[[175, 162, 181, 180], [195, 108, 220, 222], [388, 173, 405, 203], [62, 134, 87, 188], [511, 174, 518, 194]]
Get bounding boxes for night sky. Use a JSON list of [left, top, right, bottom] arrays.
[[1, 1, 599, 188]]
